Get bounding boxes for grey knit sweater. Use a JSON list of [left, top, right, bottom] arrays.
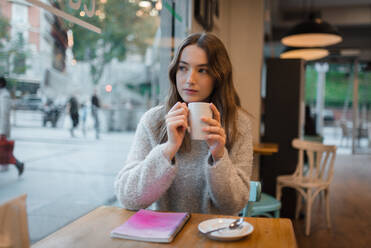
[[114, 105, 253, 215]]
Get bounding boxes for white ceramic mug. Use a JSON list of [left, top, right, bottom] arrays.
[[188, 102, 212, 140]]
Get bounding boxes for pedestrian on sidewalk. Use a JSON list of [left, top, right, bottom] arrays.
[[67, 95, 79, 137], [0, 77, 11, 138], [80, 102, 88, 137], [91, 90, 100, 139], [304, 105, 317, 136], [0, 77, 24, 175]]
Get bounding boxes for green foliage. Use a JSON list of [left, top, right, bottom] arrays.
[[0, 15, 10, 44], [0, 17, 23, 93], [305, 64, 371, 107], [0, 16, 29, 76], [126, 82, 151, 96], [62, 0, 159, 84], [305, 66, 317, 104], [12, 33, 28, 75], [0, 16, 10, 75]]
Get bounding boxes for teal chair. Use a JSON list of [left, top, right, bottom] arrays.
[[241, 182, 281, 218], [241, 181, 261, 217]]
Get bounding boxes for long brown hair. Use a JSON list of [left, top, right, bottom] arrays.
[[158, 33, 243, 150]]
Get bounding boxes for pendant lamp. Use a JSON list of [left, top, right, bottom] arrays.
[[281, 17, 342, 47], [280, 46, 329, 61]]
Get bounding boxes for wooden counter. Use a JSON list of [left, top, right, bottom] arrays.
[[253, 143, 279, 155]]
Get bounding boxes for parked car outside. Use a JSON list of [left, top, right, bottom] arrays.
[[15, 95, 42, 111], [41, 99, 64, 128]]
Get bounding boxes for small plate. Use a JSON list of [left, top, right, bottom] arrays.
[[198, 218, 254, 241]]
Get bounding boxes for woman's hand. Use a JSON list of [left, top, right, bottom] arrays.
[[202, 103, 226, 161], [163, 102, 189, 161]]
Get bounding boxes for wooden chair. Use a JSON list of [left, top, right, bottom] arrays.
[[303, 135, 323, 174], [303, 135, 324, 143], [276, 139, 337, 236], [0, 194, 30, 248]]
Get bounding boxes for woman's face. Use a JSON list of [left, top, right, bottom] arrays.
[[176, 45, 214, 103]]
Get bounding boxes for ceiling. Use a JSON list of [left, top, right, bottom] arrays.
[[265, 0, 371, 63]]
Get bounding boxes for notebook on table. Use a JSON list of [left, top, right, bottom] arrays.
[[110, 209, 190, 243]]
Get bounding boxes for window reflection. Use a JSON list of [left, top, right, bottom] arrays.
[[0, 0, 164, 130], [0, 0, 190, 243]]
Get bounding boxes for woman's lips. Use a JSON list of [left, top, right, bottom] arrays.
[[184, 89, 198, 95]]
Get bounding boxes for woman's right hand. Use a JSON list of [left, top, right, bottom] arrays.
[[163, 102, 189, 161]]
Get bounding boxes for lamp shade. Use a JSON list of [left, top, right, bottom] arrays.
[[280, 47, 329, 61], [281, 18, 342, 47]]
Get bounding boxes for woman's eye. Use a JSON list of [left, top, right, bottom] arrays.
[[199, 68, 208, 73], [178, 66, 187, 71]]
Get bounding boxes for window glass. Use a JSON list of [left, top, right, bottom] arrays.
[[0, 0, 189, 243], [305, 63, 371, 154]]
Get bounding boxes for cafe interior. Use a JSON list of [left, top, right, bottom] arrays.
[[0, 0, 370, 247]]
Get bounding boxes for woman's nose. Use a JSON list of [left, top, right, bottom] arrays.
[[186, 69, 196, 84]]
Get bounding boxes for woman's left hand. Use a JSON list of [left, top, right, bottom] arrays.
[[202, 103, 226, 161]]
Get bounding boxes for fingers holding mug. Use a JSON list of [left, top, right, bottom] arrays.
[[209, 103, 221, 123]]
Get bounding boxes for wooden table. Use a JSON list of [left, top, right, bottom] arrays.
[[32, 206, 297, 248]]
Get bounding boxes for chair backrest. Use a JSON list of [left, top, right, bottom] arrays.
[[249, 181, 262, 202], [303, 135, 324, 143], [0, 194, 30, 248], [292, 139, 337, 183]]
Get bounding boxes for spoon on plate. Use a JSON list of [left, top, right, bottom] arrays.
[[204, 218, 244, 235]]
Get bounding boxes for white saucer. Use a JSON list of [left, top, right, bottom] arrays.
[[198, 218, 254, 241]]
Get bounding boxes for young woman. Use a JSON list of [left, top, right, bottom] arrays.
[[114, 33, 253, 215]]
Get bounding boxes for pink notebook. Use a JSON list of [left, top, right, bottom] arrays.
[[110, 209, 190, 243]]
